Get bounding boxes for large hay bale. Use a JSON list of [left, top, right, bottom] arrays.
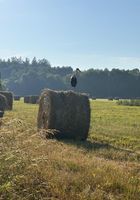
[[0, 94, 8, 111], [30, 95, 39, 104], [0, 91, 13, 110], [37, 89, 90, 140]]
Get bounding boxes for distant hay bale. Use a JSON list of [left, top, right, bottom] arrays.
[[37, 89, 90, 140], [108, 97, 113, 101], [0, 91, 13, 110], [14, 95, 21, 101], [114, 97, 119, 100], [24, 96, 30, 103], [0, 94, 8, 111], [30, 95, 39, 104], [117, 99, 140, 106], [24, 95, 39, 104]]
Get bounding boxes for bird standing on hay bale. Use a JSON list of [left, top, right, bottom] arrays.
[[70, 68, 81, 88]]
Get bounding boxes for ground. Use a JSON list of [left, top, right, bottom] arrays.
[[0, 99, 140, 200]]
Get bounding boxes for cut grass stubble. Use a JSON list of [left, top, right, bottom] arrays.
[[0, 99, 140, 200]]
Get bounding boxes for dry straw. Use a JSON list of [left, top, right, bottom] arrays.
[[0, 91, 13, 110], [37, 89, 90, 140]]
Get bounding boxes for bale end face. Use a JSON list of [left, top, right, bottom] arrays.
[[37, 89, 90, 140], [0, 94, 8, 111], [0, 91, 13, 110]]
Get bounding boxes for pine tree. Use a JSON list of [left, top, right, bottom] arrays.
[[0, 72, 2, 90]]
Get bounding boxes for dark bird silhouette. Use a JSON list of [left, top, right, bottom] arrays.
[[71, 75, 77, 88], [70, 68, 81, 88]]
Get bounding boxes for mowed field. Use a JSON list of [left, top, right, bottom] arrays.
[[0, 99, 140, 200]]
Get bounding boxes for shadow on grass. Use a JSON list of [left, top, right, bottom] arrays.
[[61, 138, 134, 153], [61, 139, 140, 162], [39, 129, 139, 161]]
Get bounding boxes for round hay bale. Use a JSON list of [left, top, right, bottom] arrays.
[[14, 95, 21, 101], [37, 89, 90, 140], [0, 94, 8, 111], [30, 95, 39, 104], [24, 96, 30, 103], [108, 97, 113, 101], [0, 91, 13, 110]]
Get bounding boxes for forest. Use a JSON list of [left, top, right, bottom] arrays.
[[0, 57, 140, 98]]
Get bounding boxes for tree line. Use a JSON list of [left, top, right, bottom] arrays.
[[0, 57, 140, 98]]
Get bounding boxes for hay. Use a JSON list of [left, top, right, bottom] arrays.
[[0, 94, 7, 111], [30, 95, 39, 104], [39, 129, 61, 139], [37, 89, 90, 140], [0, 91, 13, 110], [24, 95, 39, 104], [14, 96, 21, 101], [24, 96, 30, 103], [108, 97, 113, 101]]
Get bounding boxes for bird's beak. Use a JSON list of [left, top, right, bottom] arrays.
[[76, 68, 81, 72]]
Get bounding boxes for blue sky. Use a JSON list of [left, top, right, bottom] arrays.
[[0, 0, 140, 70]]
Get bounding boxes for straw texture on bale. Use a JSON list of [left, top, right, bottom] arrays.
[[0, 94, 7, 111], [0, 91, 13, 110], [37, 89, 90, 140]]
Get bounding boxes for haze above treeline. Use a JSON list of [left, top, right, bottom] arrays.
[[0, 57, 140, 98]]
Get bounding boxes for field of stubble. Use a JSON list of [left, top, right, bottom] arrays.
[[0, 99, 140, 200]]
